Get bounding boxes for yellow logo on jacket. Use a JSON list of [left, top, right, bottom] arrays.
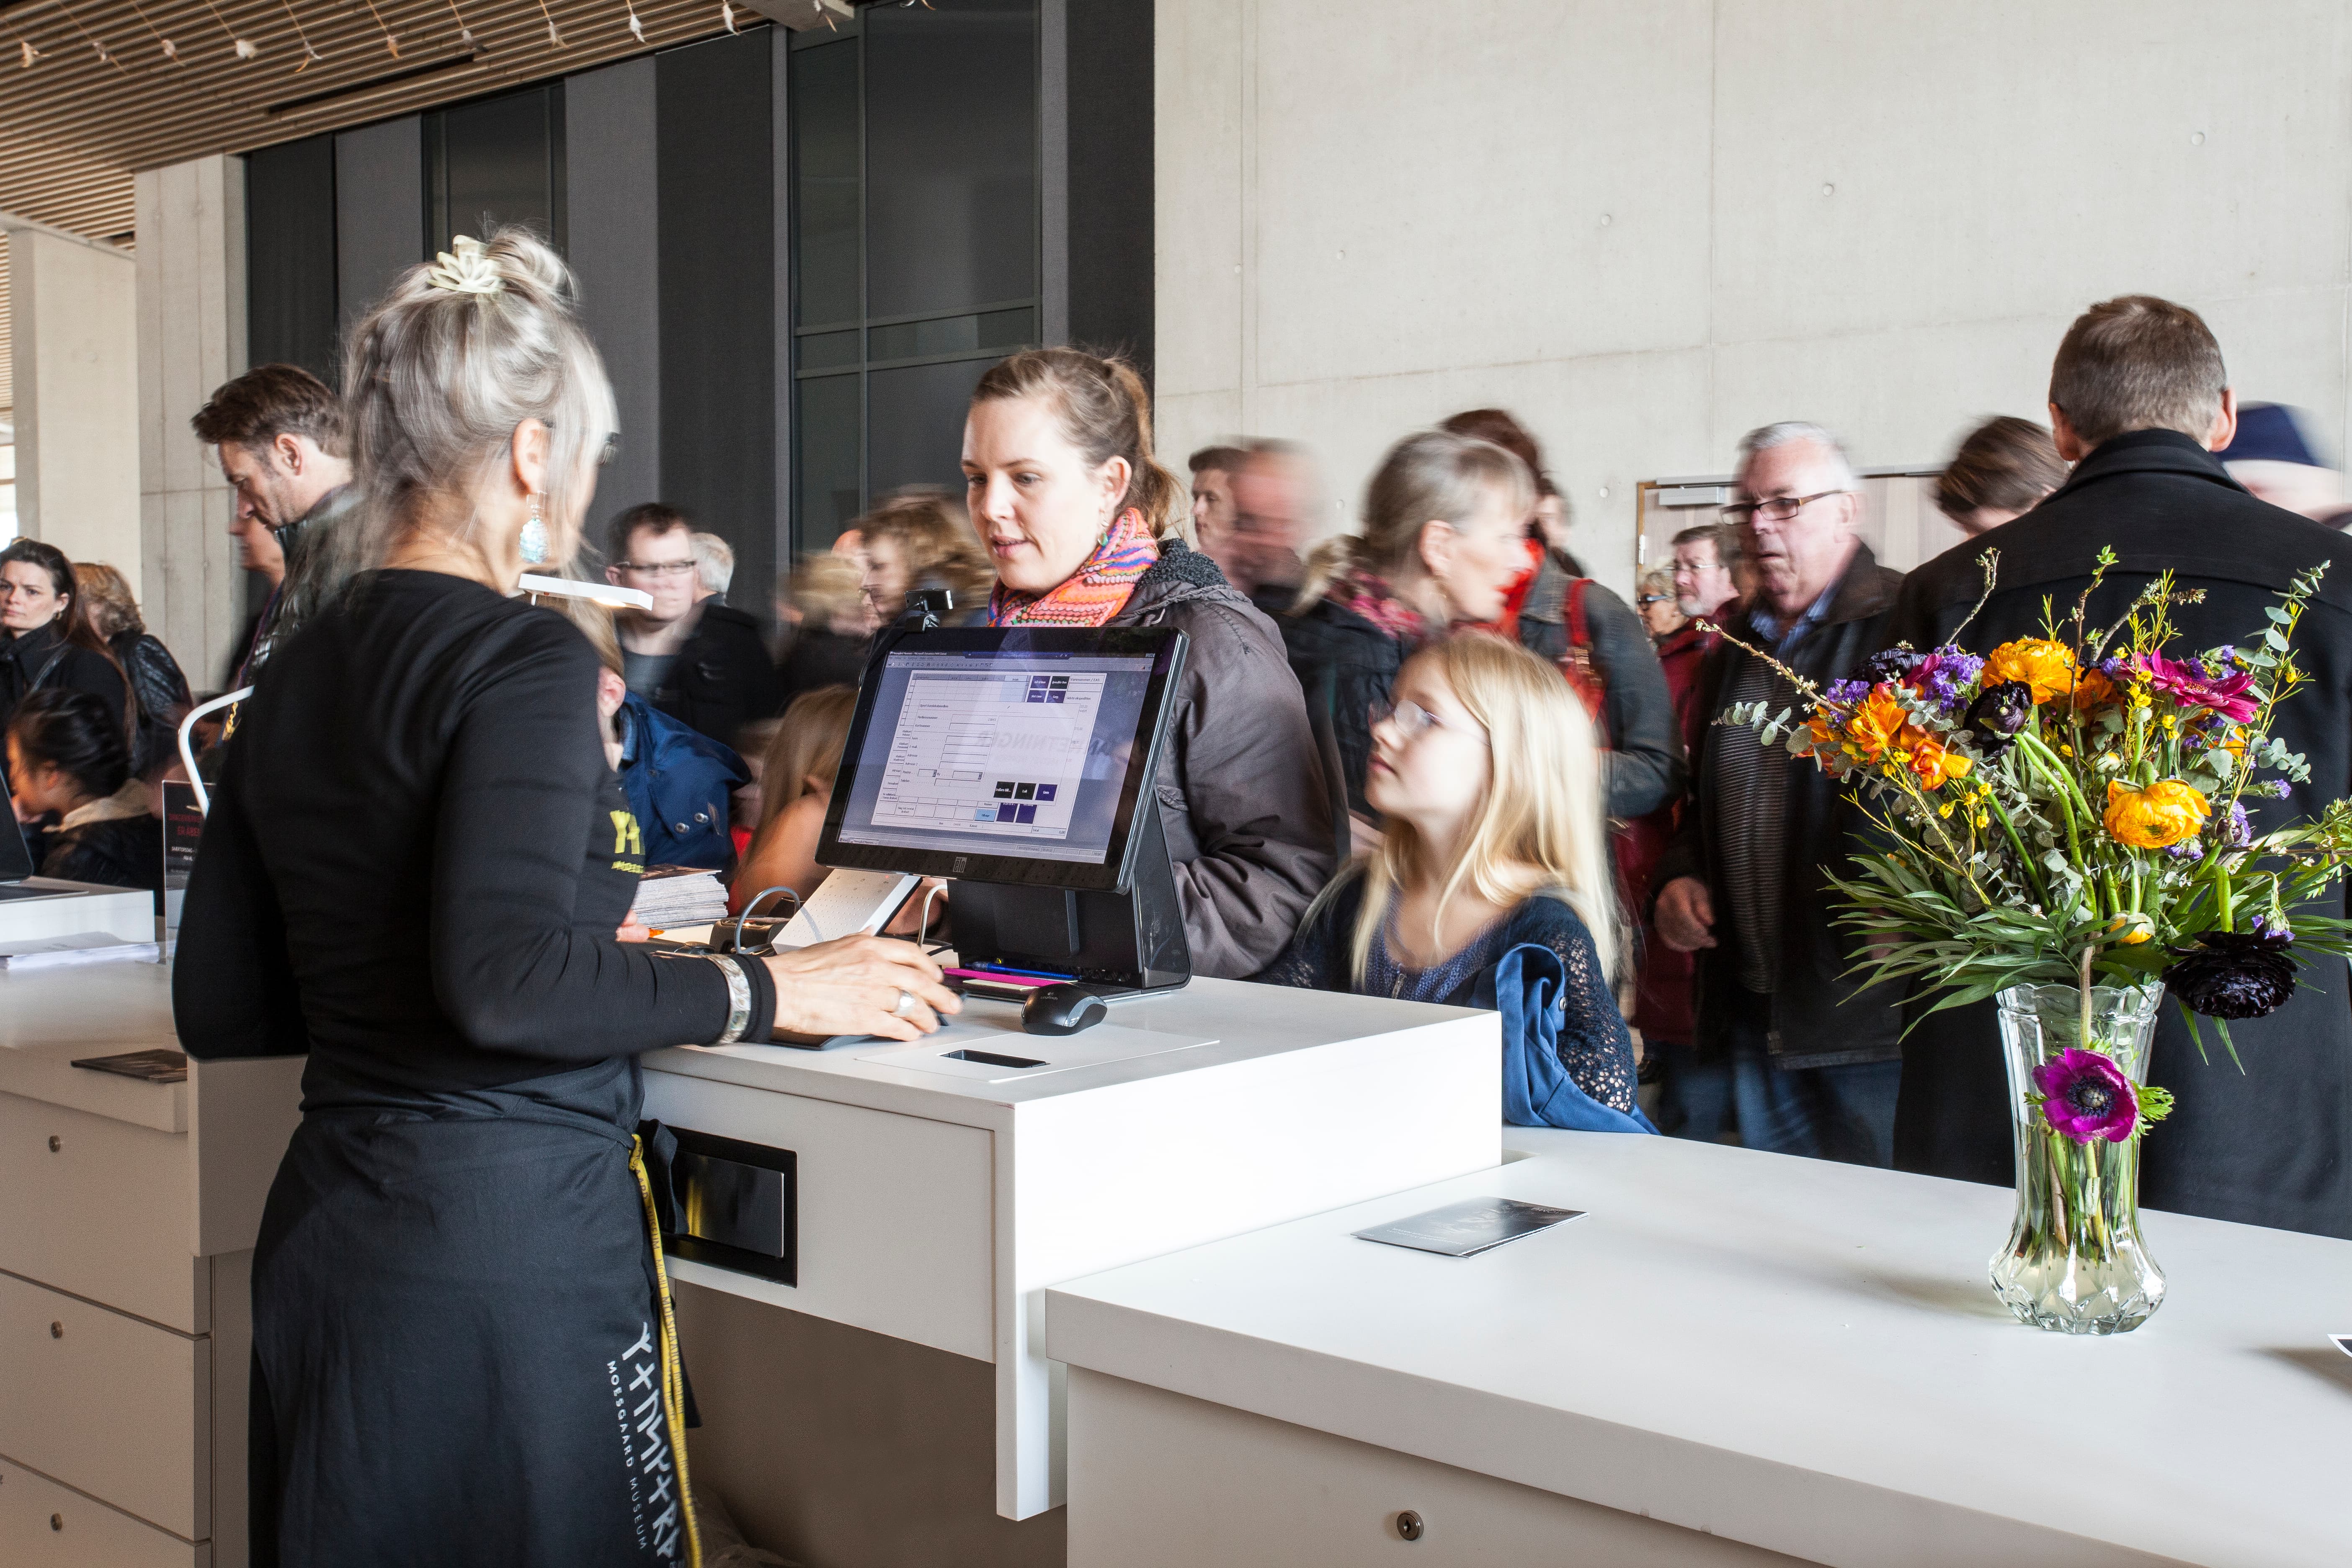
[[609, 808, 645, 874]]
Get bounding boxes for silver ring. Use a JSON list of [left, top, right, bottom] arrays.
[[893, 988, 916, 1017]]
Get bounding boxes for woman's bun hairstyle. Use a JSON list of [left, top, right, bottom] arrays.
[[970, 348, 1190, 544], [331, 227, 617, 588]]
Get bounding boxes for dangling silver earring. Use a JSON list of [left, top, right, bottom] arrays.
[[520, 493, 550, 565]]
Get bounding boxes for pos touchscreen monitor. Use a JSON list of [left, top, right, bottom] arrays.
[[816, 625, 1188, 892]]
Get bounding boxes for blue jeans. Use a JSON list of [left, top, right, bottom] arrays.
[[1658, 1006, 1902, 1168]]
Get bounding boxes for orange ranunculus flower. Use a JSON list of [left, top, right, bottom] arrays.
[[2102, 778, 2210, 849], [1842, 686, 1910, 761], [1903, 730, 1973, 788], [2070, 668, 2119, 712], [1984, 638, 2078, 704]]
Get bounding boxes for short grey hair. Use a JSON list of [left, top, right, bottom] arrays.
[[691, 531, 735, 595], [1736, 421, 1860, 493]]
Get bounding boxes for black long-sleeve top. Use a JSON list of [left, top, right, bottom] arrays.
[[174, 569, 775, 1093]]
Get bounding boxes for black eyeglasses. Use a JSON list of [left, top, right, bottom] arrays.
[[1638, 593, 1674, 605], [1720, 489, 1847, 525]]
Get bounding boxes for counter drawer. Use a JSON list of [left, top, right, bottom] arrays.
[[0, 1459, 203, 1568], [644, 1072, 994, 1363], [0, 1271, 209, 1540], [0, 1092, 204, 1332]]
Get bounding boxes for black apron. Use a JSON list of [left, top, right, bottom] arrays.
[[247, 769, 703, 1568]]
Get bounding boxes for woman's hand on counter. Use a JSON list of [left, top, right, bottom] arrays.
[[761, 936, 961, 1042]]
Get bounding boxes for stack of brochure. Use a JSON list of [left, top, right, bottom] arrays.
[[627, 866, 730, 930], [0, 931, 166, 971]]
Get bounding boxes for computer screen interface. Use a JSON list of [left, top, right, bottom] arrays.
[[833, 647, 1159, 866]]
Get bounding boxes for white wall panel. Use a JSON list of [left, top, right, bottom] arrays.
[[134, 155, 247, 687], [1159, 0, 2352, 598]]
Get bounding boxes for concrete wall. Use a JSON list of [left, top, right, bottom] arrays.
[[12, 227, 142, 590], [135, 155, 248, 688], [1154, 0, 2352, 596]]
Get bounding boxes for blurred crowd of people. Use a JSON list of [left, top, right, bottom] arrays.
[[95, 284, 2352, 1240]]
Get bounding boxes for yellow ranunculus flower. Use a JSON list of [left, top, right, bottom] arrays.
[[1983, 637, 2078, 704], [2102, 778, 2210, 849]]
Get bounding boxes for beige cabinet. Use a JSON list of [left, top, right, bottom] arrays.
[[0, 965, 302, 1568]]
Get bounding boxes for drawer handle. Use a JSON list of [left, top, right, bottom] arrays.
[[50, 1513, 63, 1530], [48, 1136, 61, 1153], [50, 1321, 62, 1339], [1395, 1510, 1424, 1542]]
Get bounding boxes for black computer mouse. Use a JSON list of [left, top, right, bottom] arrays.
[[1021, 983, 1109, 1037]]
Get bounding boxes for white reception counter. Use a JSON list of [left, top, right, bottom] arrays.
[[0, 963, 1502, 1566], [1043, 1127, 2352, 1567]]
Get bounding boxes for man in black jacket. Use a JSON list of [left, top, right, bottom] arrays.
[[1885, 295, 2352, 1240], [605, 505, 781, 751], [1653, 422, 1906, 1164]]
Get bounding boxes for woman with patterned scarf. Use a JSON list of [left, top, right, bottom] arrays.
[[961, 348, 1333, 977], [1279, 430, 1545, 824]]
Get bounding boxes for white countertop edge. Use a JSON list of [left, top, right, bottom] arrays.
[[1042, 1291, 2198, 1568]]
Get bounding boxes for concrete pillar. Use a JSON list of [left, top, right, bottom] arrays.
[[134, 155, 248, 690], [9, 224, 140, 592]]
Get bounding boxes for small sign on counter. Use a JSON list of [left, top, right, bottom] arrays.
[[1354, 1197, 1585, 1259]]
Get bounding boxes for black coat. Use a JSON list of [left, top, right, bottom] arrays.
[[0, 622, 128, 742], [1277, 597, 1403, 818], [774, 627, 869, 708], [1883, 429, 2352, 1238], [111, 629, 193, 776], [643, 601, 783, 751], [43, 811, 164, 892], [1656, 543, 1907, 1070]]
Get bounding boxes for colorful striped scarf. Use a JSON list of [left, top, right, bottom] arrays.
[[985, 508, 1160, 627]]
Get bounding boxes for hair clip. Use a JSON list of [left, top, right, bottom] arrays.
[[426, 235, 502, 298]]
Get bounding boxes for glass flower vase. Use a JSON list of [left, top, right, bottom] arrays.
[[1988, 983, 2166, 1335]]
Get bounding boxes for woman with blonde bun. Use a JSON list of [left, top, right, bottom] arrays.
[[175, 231, 956, 1567]]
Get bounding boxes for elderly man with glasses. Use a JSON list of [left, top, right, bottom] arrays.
[[605, 503, 781, 751], [1649, 422, 1907, 1166]]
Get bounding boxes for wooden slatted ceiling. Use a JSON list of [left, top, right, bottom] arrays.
[[0, 0, 779, 240]]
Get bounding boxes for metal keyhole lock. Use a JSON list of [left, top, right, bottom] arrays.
[[50, 1321, 63, 1339], [1394, 1509, 1424, 1541], [48, 1135, 61, 1152]]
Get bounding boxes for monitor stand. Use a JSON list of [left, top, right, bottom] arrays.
[[946, 799, 1191, 998]]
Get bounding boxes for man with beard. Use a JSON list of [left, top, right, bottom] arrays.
[[1652, 423, 1907, 1163], [191, 364, 355, 685], [1886, 295, 2352, 1240]]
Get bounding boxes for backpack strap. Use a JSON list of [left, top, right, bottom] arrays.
[[1555, 578, 1608, 736]]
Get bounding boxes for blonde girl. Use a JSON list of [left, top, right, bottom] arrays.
[[1261, 633, 1649, 1129]]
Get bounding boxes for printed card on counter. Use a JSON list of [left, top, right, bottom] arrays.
[[1353, 1197, 1585, 1259]]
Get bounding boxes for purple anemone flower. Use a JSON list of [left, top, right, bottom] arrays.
[[2032, 1048, 2141, 1144]]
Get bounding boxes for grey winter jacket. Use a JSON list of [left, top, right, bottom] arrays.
[[1108, 542, 1335, 977]]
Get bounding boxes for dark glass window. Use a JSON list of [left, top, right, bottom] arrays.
[[425, 84, 566, 254], [789, 3, 1039, 554]]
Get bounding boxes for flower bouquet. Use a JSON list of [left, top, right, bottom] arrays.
[[1718, 548, 2352, 1333]]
